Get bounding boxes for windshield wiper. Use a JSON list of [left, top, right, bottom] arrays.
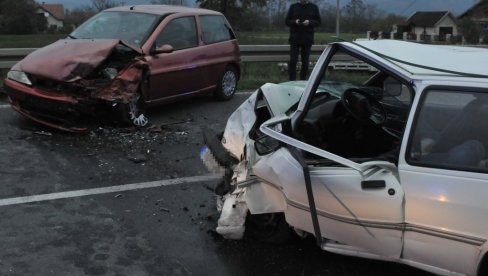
[[67, 34, 77, 39]]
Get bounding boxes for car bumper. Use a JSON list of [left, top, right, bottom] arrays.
[[4, 78, 94, 132]]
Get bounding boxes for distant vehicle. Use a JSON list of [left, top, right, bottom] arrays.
[[201, 40, 488, 276], [4, 5, 240, 132]]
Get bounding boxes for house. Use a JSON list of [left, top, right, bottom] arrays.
[[458, 1, 488, 33], [394, 11, 458, 39], [36, 2, 65, 29]]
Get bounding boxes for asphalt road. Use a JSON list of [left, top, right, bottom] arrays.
[[0, 92, 433, 276]]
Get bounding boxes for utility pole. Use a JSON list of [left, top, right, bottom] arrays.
[[336, 0, 340, 37]]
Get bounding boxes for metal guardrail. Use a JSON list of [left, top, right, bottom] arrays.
[[0, 48, 37, 69], [0, 45, 327, 70]]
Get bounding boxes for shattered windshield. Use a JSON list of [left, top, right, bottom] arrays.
[[70, 11, 160, 47]]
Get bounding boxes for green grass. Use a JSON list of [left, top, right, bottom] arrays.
[[0, 34, 67, 48], [237, 32, 363, 45], [0, 32, 363, 48], [238, 62, 290, 90]]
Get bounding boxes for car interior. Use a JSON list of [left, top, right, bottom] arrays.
[[293, 49, 414, 165]]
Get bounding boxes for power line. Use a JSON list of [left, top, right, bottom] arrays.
[[400, 0, 417, 16]]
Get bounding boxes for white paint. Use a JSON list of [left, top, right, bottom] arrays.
[[0, 104, 10, 109], [0, 174, 220, 207]]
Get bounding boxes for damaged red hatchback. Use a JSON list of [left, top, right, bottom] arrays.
[[4, 5, 241, 132]]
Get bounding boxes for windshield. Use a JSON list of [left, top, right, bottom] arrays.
[[70, 11, 160, 47]]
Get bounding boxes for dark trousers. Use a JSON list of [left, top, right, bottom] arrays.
[[289, 43, 312, 81]]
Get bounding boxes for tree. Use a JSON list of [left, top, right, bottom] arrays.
[[0, 0, 39, 34], [90, 0, 122, 12], [151, 0, 183, 4], [64, 6, 97, 31], [460, 18, 481, 44]]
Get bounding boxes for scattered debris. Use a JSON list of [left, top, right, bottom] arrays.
[[147, 125, 163, 133], [115, 194, 123, 198], [34, 131, 52, 136], [182, 206, 189, 212], [159, 207, 170, 212], [128, 154, 148, 163]]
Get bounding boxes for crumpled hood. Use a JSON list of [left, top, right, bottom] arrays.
[[260, 82, 304, 116], [17, 39, 131, 82]]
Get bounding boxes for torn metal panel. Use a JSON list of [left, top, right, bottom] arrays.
[[91, 59, 147, 102], [221, 91, 258, 160]]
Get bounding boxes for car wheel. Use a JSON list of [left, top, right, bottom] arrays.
[[245, 212, 295, 244], [214, 66, 238, 101], [118, 93, 149, 127]]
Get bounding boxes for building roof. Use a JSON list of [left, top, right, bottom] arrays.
[[343, 40, 488, 79], [39, 3, 65, 20], [459, 1, 488, 19], [405, 11, 451, 27]]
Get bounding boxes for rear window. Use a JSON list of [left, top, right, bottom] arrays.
[[200, 15, 234, 44]]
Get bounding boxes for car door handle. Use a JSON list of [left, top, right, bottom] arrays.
[[361, 180, 386, 189]]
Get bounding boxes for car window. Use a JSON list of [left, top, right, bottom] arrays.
[[408, 89, 488, 172], [71, 11, 159, 47], [295, 48, 414, 163], [156, 17, 198, 50], [200, 15, 233, 44]]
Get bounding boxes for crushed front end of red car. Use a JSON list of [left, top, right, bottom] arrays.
[[4, 39, 147, 133]]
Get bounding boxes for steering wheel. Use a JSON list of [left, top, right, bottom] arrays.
[[341, 87, 387, 125]]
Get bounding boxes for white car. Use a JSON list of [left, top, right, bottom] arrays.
[[201, 40, 488, 276]]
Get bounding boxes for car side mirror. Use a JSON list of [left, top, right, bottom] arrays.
[[153, 44, 174, 55], [254, 135, 280, 155]]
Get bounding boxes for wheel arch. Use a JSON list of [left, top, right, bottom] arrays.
[[477, 250, 488, 276]]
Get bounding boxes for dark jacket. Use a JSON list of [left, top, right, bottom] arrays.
[[285, 2, 321, 45]]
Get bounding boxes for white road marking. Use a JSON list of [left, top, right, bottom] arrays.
[[0, 104, 10, 109], [236, 90, 254, 95], [0, 174, 220, 207]]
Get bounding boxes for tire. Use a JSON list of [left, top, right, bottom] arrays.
[[214, 66, 238, 101], [245, 212, 295, 244], [118, 93, 149, 127]]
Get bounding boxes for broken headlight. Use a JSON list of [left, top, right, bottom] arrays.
[[7, 70, 32, 86]]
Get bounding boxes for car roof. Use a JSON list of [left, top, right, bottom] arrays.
[[341, 40, 488, 79], [105, 5, 221, 16]]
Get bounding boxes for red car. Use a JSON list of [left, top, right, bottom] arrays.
[[4, 5, 241, 132]]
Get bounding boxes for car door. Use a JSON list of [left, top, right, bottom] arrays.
[[399, 84, 488, 276], [145, 15, 205, 102], [256, 115, 405, 258]]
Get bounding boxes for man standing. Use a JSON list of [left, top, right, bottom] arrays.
[[285, 0, 321, 80]]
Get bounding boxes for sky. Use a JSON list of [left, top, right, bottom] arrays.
[[39, 0, 479, 16]]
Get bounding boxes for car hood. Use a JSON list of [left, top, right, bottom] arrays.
[[260, 80, 355, 116], [260, 82, 305, 116], [15, 39, 140, 82]]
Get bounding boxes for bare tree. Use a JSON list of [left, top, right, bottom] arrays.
[[151, 0, 183, 4], [91, 0, 121, 12]]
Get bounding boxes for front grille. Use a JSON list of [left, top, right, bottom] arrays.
[[21, 95, 76, 117]]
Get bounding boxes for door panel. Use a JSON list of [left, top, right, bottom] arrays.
[[253, 148, 404, 258], [145, 16, 205, 102], [400, 168, 485, 275]]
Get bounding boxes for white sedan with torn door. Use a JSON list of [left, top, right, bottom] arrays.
[[201, 40, 488, 276]]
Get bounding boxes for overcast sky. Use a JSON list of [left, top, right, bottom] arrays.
[[39, 0, 479, 16]]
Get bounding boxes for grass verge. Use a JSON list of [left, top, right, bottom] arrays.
[[238, 62, 289, 90]]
